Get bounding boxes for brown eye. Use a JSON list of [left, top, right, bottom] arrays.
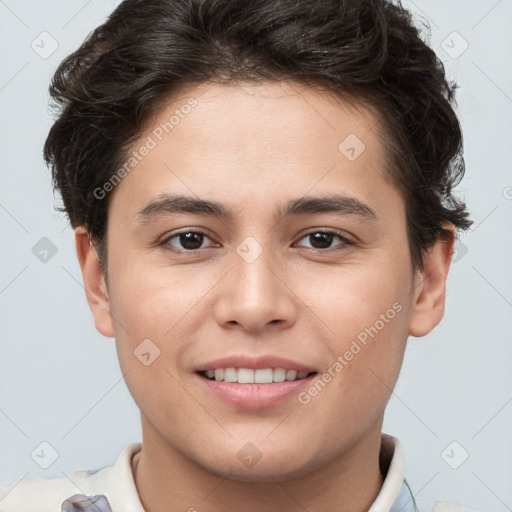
[[164, 230, 214, 251], [295, 230, 351, 251]]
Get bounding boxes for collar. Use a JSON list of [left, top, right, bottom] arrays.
[[61, 433, 414, 512], [370, 433, 417, 512]]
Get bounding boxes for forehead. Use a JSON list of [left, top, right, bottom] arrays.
[[109, 80, 400, 219], [146, 80, 382, 160]]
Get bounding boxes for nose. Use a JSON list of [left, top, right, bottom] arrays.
[[212, 244, 298, 333]]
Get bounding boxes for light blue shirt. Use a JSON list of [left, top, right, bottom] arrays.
[[390, 481, 418, 512]]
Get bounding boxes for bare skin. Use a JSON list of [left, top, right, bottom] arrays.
[[75, 80, 454, 512]]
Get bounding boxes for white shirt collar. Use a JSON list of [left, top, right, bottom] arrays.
[[370, 433, 413, 511], [87, 433, 411, 511]]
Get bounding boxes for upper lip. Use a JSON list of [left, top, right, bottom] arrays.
[[195, 355, 317, 373]]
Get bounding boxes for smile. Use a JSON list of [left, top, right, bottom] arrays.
[[200, 368, 314, 383]]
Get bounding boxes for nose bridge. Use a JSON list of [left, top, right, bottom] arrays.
[[237, 236, 280, 296], [213, 234, 296, 331]]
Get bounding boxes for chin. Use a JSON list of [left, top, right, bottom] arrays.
[[198, 450, 322, 483]]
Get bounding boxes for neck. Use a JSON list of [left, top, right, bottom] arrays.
[[132, 416, 385, 512]]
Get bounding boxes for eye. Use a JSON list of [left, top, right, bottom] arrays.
[[160, 228, 352, 253], [162, 230, 217, 252], [295, 230, 352, 251]]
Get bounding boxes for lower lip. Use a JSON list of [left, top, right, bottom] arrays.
[[196, 373, 317, 409]]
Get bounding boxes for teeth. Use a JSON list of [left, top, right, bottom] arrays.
[[273, 368, 286, 382], [255, 369, 273, 383], [286, 370, 297, 381], [224, 368, 237, 382], [203, 368, 312, 383], [238, 368, 255, 383]]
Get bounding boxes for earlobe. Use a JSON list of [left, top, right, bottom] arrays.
[[75, 227, 115, 338], [408, 224, 455, 337]]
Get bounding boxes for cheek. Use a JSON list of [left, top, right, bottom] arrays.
[[303, 257, 412, 411], [107, 253, 205, 331], [107, 271, 199, 422], [317, 258, 411, 346], [106, 258, 224, 384]]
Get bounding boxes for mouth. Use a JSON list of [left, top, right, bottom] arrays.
[[198, 368, 317, 383], [195, 365, 318, 408]]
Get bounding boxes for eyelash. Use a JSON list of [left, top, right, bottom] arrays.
[[159, 229, 353, 253]]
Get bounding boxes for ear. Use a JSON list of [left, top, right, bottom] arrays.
[[408, 223, 456, 337], [75, 227, 115, 338]]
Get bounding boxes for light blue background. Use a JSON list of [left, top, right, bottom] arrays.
[[0, 1, 511, 510]]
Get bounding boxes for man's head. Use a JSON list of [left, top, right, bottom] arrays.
[[43, 0, 471, 484]]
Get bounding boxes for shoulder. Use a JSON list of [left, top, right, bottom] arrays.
[[0, 471, 92, 511], [0, 442, 141, 512]]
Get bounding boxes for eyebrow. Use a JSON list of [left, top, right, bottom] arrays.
[[135, 193, 377, 222]]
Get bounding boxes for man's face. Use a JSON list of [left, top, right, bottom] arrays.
[[90, 81, 424, 480]]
